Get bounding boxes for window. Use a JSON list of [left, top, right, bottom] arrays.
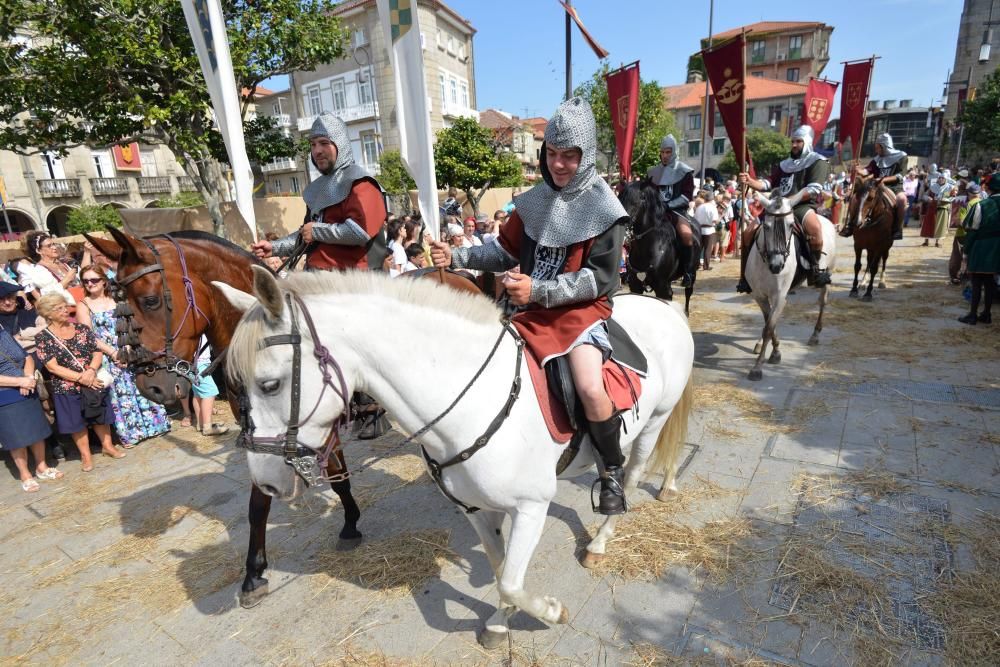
[[450, 77, 458, 104], [436, 29, 443, 49], [290, 176, 301, 194], [331, 80, 346, 111], [42, 152, 65, 180], [750, 40, 766, 63], [460, 82, 469, 109], [688, 113, 701, 131], [272, 178, 282, 194], [353, 27, 368, 47], [361, 133, 379, 167], [458, 42, 466, 60], [140, 150, 158, 177], [769, 105, 783, 127], [713, 138, 726, 155], [687, 141, 700, 157], [91, 151, 113, 178], [788, 35, 802, 59], [751, 71, 764, 78], [420, 31, 426, 50], [447, 35, 456, 54], [307, 86, 322, 116], [786, 67, 800, 82], [746, 107, 755, 125], [359, 74, 373, 105], [439, 73, 447, 108], [272, 103, 280, 115], [714, 110, 723, 131]]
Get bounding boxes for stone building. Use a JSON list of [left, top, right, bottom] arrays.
[[689, 21, 834, 84]]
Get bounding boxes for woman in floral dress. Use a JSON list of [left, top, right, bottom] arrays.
[[76, 266, 169, 447]]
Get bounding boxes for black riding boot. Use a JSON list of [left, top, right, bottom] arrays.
[[588, 414, 627, 515], [891, 206, 903, 241], [679, 244, 694, 287], [736, 242, 752, 294], [839, 218, 855, 238], [808, 244, 831, 287]]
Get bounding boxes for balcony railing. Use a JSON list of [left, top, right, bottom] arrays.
[[261, 157, 298, 173], [91, 177, 130, 196], [137, 176, 171, 194], [178, 176, 198, 191], [296, 102, 379, 131], [788, 47, 802, 60], [37, 179, 81, 198], [442, 103, 478, 120], [750, 53, 766, 65], [274, 113, 291, 127]]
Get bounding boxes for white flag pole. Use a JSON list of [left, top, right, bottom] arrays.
[[180, 0, 257, 242]]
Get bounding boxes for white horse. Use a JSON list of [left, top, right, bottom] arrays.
[[745, 191, 837, 381], [215, 266, 694, 647]]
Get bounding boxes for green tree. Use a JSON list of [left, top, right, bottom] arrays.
[[0, 0, 346, 236], [574, 64, 677, 181], [155, 192, 206, 209], [378, 149, 417, 213], [717, 128, 791, 178], [434, 117, 522, 216], [960, 65, 1000, 157], [65, 205, 122, 236]]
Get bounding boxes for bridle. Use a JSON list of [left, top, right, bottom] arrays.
[[757, 209, 793, 267], [113, 234, 212, 385], [238, 290, 524, 511]]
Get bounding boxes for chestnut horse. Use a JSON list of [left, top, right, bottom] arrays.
[[846, 176, 895, 301]]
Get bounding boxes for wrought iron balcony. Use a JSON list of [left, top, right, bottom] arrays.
[[296, 103, 379, 131], [37, 179, 82, 198], [261, 157, 298, 173], [90, 177, 130, 196], [137, 176, 171, 194]]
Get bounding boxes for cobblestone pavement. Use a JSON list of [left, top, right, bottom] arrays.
[[2, 230, 998, 666]]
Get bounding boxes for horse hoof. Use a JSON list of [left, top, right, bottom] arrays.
[[238, 583, 269, 608], [861, 294, 873, 303], [748, 369, 763, 381], [657, 485, 678, 501], [878, 283, 886, 289], [336, 536, 363, 551], [849, 290, 859, 298], [807, 336, 819, 346], [581, 550, 605, 569], [479, 628, 508, 650], [768, 353, 781, 365], [557, 604, 570, 624]]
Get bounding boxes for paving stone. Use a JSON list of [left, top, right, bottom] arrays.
[[740, 459, 833, 525], [838, 439, 918, 475]]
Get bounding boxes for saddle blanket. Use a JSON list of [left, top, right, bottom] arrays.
[[523, 345, 642, 444]]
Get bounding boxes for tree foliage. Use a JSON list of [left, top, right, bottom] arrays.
[[378, 150, 417, 195], [155, 192, 206, 208], [960, 65, 1000, 157], [65, 205, 122, 236], [574, 64, 677, 180], [717, 128, 791, 177], [0, 0, 346, 235], [434, 117, 522, 215]]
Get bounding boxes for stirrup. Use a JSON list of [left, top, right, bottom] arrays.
[[590, 470, 627, 516], [357, 409, 390, 440], [736, 277, 752, 294], [811, 268, 832, 287], [681, 272, 693, 287]]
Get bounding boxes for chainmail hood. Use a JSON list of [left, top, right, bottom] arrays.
[[513, 97, 626, 247], [874, 132, 906, 169], [649, 133, 694, 186], [779, 125, 825, 173], [302, 112, 372, 213]]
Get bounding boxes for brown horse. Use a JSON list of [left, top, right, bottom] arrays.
[[846, 176, 895, 301], [86, 228, 363, 608]]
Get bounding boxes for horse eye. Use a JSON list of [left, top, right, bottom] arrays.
[[141, 295, 161, 311], [260, 379, 280, 394]]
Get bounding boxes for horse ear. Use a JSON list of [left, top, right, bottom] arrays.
[[251, 265, 284, 320], [83, 233, 123, 262], [106, 226, 145, 264], [212, 281, 257, 313]]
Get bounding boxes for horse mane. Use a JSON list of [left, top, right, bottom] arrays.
[[227, 270, 502, 386], [620, 180, 668, 232], [164, 230, 267, 268]]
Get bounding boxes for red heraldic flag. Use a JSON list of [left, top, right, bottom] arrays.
[[838, 60, 874, 159], [803, 78, 838, 137], [605, 62, 640, 182], [558, 1, 609, 59], [702, 36, 746, 169], [112, 143, 142, 171]]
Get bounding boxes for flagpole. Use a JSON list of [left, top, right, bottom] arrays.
[[856, 55, 876, 164], [698, 0, 714, 186], [740, 28, 750, 235], [565, 0, 572, 99]]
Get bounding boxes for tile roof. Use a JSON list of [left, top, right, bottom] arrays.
[[479, 109, 518, 129], [244, 85, 277, 98], [663, 78, 809, 110], [711, 21, 827, 43], [523, 116, 548, 140]]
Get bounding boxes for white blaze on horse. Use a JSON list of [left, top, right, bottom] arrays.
[[215, 266, 694, 647], [744, 191, 837, 381]]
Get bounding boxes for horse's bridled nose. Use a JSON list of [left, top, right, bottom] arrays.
[[260, 484, 279, 497]]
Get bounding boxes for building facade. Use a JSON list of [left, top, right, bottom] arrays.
[[478, 109, 546, 182], [690, 21, 834, 84], [664, 78, 808, 173], [286, 0, 477, 189], [820, 100, 944, 169]]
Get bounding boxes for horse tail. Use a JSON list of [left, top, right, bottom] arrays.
[[648, 371, 693, 499]]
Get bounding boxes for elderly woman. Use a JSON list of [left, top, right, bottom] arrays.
[[33, 293, 125, 471], [0, 286, 58, 492]]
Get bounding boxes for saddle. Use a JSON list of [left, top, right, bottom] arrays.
[[515, 318, 647, 474]]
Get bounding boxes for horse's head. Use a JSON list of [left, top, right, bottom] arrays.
[[86, 228, 210, 408], [756, 190, 799, 274], [216, 267, 353, 500], [619, 180, 663, 235], [619, 180, 674, 274]]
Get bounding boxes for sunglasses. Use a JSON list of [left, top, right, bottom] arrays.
[[82, 278, 104, 285]]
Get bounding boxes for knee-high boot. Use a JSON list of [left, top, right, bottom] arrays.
[[808, 242, 831, 287], [736, 240, 752, 293], [588, 414, 626, 515], [678, 243, 694, 287], [892, 203, 904, 240]]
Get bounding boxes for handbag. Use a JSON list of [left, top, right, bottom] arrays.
[[42, 327, 114, 402]]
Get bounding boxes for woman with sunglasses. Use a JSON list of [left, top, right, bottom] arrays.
[[76, 267, 169, 448], [21, 231, 81, 306]]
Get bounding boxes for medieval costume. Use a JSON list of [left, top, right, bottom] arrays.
[[449, 97, 631, 515], [958, 173, 1000, 324], [647, 135, 698, 285], [845, 133, 907, 240], [921, 170, 955, 245], [269, 113, 388, 271]]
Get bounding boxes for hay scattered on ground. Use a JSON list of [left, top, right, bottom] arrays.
[[627, 642, 776, 666]]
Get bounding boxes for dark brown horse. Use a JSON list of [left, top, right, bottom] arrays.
[[86, 228, 363, 608], [846, 176, 895, 301]]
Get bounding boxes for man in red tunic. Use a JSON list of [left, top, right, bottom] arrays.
[[251, 113, 387, 270], [430, 98, 632, 515]]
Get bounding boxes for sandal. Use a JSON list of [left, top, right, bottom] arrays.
[[102, 448, 126, 459], [201, 423, 230, 436], [21, 478, 40, 493], [81, 462, 94, 472], [180, 417, 192, 427], [35, 468, 64, 481], [122, 443, 137, 449]]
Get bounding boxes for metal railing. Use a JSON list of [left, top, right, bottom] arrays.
[[296, 102, 379, 131], [37, 179, 82, 198], [178, 176, 198, 191], [90, 177, 130, 196], [261, 157, 298, 173], [137, 176, 172, 193]]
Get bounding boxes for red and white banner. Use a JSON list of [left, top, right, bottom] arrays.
[[605, 62, 639, 182], [702, 36, 746, 169], [112, 143, 142, 171], [559, 1, 609, 59], [803, 78, 838, 138], [838, 59, 874, 160]]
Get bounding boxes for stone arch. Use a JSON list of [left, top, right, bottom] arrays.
[[144, 200, 160, 208], [0, 207, 40, 235], [44, 205, 77, 237]]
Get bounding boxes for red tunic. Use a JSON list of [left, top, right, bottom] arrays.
[[305, 180, 386, 271], [498, 212, 615, 365]]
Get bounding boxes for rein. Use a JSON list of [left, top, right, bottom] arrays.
[[757, 215, 792, 265]]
